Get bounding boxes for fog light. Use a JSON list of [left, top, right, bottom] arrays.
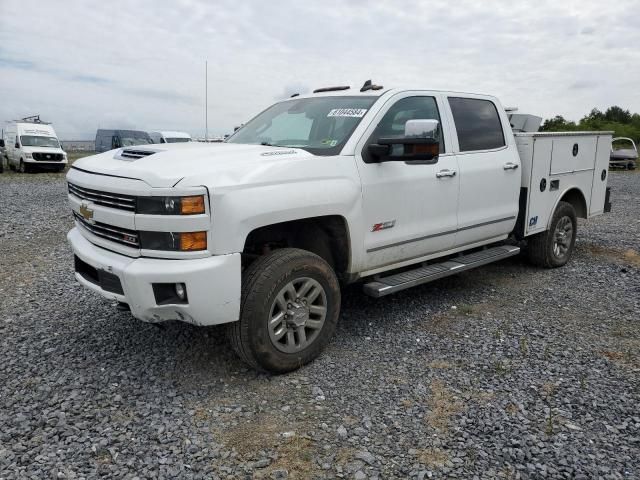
[[152, 283, 188, 305], [175, 283, 186, 300]]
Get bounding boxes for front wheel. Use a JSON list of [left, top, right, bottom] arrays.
[[527, 201, 577, 268], [228, 248, 341, 373]]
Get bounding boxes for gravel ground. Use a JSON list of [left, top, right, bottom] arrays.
[[0, 170, 638, 480]]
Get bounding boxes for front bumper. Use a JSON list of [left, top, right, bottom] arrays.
[[67, 227, 241, 326]]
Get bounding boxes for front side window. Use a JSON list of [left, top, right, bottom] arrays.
[[370, 96, 444, 153], [448, 97, 505, 152], [20, 136, 60, 148], [227, 96, 377, 156]]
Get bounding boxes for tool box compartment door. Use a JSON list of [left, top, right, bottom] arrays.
[[550, 136, 597, 175]]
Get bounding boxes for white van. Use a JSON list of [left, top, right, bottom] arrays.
[[149, 131, 192, 144], [3, 117, 67, 173]]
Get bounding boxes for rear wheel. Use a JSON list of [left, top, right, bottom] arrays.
[[228, 248, 341, 373], [527, 201, 577, 268]]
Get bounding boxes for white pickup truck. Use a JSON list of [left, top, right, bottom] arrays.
[[66, 83, 612, 373]]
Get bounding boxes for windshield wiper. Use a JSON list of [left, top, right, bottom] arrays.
[[260, 141, 286, 147]]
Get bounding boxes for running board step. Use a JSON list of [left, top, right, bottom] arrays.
[[363, 245, 520, 298]]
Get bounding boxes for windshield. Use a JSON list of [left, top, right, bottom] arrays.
[[121, 135, 153, 147], [20, 135, 60, 148], [227, 96, 377, 155], [166, 137, 191, 143]]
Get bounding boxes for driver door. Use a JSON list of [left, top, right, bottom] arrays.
[[355, 93, 459, 271]]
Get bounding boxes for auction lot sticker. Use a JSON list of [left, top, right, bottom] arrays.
[[327, 108, 368, 118]]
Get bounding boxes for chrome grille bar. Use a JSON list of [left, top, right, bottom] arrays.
[[73, 212, 139, 247], [68, 182, 136, 211]]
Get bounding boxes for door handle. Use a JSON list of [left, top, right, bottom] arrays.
[[436, 169, 456, 178], [503, 162, 519, 170]]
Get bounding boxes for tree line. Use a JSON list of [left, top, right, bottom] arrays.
[[540, 106, 640, 145]]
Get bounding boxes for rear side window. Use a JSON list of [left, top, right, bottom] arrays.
[[448, 97, 505, 152]]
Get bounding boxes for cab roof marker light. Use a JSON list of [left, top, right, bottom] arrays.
[[313, 86, 351, 93]]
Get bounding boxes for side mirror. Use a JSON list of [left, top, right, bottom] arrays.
[[404, 119, 439, 139], [15, 141, 20, 149], [367, 119, 440, 163]]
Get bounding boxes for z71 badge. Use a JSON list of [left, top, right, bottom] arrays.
[[371, 220, 395, 232]]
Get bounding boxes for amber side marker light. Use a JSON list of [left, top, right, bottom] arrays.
[[411, 143, 439, 156], [180, 231, 207, 251], [180, 195, 206, 215]]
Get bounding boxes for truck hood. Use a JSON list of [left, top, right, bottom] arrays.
[[23, 146, 65, 154], [72, 143, 314, 188]]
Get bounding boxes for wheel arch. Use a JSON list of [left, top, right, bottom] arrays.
[[242, 215, 352, 278], [547, 187, 587, 229]]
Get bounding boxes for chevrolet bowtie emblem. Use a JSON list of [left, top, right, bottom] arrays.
[[79, 203, 94, 221]]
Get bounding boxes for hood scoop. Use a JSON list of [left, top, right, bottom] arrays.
[[118, 148, 159, 160]]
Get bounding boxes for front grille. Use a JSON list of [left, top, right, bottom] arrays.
[[121, 149, 155, 159], [73, 212, 139, 248], [33, 152, 63, 161], [74, 255, 124, 295], [68, 182, 136, 211]]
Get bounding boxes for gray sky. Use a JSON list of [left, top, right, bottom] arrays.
[[1, 0, 638, 139]]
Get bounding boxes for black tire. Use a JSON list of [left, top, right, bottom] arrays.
[[56, 165, 66, 173], [228, 248, 341, 373], [527, 201, 577, 268], [628, 162, 636, 171], [18, 160, 30, 173]]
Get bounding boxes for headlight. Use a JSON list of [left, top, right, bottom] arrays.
[[25, 153, 33, 158], [136, 195, 205, 215], [139, 231, 207, 251]]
